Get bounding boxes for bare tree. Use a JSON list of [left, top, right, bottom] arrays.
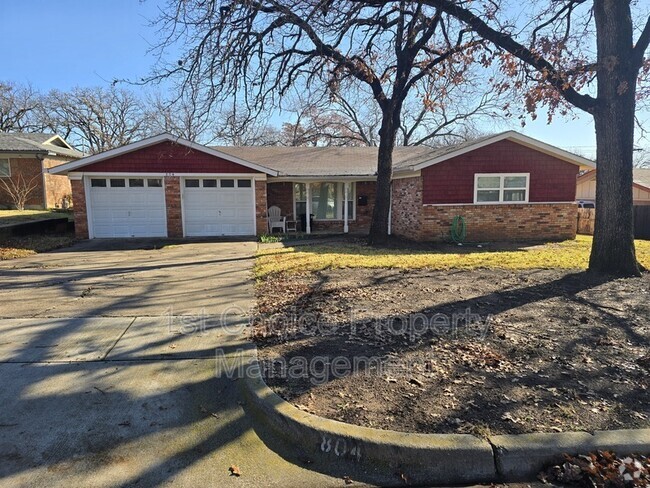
[[213, 106, 282, 146], [0, 81, 44, 133], [150, 1, 482, 244], [399, 0, 650, 275], [148, 91, 218, 142], [277, 79, 499, 148], [278, 92, 370, 146], [0, 173, 40, 211], [634, 148, 650, 169], [40, 86, 153, 154], [326, 74, 501, 147]]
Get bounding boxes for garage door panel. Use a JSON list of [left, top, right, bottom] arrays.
[[183, 178, 255, 237], [232, 193, 251, 205], [219, 209, 237, 219], [87, 177, 167, 238]]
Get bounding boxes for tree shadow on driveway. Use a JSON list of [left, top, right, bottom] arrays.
[[0, 241, 339, 487]]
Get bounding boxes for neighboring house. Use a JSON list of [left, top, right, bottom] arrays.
[[577, 168, 650, 206], [49, 131, 593, 241], [0, 133, 83, 209]]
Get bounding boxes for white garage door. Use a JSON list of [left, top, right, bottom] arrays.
[[88, 177, 167, 238], [183, 178, 255, 236]]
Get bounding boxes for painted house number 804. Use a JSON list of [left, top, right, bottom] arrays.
[[320, 435, 362, 461]]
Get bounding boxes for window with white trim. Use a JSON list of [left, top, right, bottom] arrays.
[[0, 159, 10, 177], [474, 173, 529, 204], [293, 182, 356, 220]]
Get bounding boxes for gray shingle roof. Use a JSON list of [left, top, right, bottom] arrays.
[[50, 130, 593, 176], [212, 145, 438, 176], [213, 131, 593, 177], [0, 133, 83, 158], [634, 168, 650, 190]]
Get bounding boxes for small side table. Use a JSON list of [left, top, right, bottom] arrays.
[[286, 219, 298, 233]]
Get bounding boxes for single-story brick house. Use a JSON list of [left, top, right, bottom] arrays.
[[577, 168, 650, 206], [49, 131, 594, 241], [0, 133, 83, 209]]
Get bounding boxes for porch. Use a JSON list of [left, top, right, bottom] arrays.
[[266, 180, 376, 235]]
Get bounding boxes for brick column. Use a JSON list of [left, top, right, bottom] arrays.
[[70, 178, 89, 239], [165, 176, 183, 238], [255, 180, 268, 236], [391, 177, 423, 240]]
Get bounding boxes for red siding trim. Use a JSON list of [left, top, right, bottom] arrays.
[[81, 141, 258, 174], [421, 140, 579, 204]]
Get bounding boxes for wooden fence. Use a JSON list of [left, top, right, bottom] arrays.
[[577, 206, 650, 239]]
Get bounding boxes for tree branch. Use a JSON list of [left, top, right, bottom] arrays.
[[359, 0, 598, 113], [632, 15, 650, 70]]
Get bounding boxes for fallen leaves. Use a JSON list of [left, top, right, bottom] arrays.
[[636, 355, 650, 370], [228, 465, 241, 477], [539, 451, 649, 487], [254, 266, 650, 435]]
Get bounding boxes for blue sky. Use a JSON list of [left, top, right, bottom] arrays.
[[0, 0, 609, 156], [1, 1, 161, 89]]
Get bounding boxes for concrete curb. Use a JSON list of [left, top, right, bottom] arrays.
[[236, 348, 650, 485], [492, 428, 650, 481]]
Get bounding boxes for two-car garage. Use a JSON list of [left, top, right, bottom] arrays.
[[52, 134, 277, 239], [85, 175, 256, 238]]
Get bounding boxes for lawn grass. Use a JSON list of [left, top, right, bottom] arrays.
[[255, 235, 650, 278], [0, 234, 75, 260], [0, 209, 72, 226]]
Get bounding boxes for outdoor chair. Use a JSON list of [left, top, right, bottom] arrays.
[[267, 206, 287, 233]]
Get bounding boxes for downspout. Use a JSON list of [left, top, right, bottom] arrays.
[[37, 154, 47, 209]]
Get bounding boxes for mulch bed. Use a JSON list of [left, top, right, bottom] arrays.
[[0, 233, 75, 260], [252, 267, 650, 436]]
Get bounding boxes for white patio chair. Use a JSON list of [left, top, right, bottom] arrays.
[[267, 206, 286, 233]]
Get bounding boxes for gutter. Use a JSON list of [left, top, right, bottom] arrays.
[[37, 154, 47, 209]]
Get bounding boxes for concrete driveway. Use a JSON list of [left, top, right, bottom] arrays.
[[0, 240, 339, 487]]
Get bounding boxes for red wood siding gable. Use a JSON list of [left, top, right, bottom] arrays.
[[80, 141, 259, 174], [421, 139, 579, 204]]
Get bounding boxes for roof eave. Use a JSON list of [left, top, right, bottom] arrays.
[[0, 150, 46, 155], [272, 174, 377, 180], [633, 181, 650, 192], [410, 131, 596, 171], [48, 133, 278, 176]]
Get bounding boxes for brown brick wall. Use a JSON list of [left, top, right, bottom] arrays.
[[70, 179, 89, 239], [391, 177, 423, 238], [255, 180, 268, 236], [164, 176, 182, 237], [352, 181, 375, 233], [267, 182, 294, 217], [416, 203, 578, 242], [0, 157, 44, 208], [42, 157, 73, 208]]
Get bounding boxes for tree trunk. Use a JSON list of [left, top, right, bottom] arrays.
[[589, 0, 640, 276], [368, 105, 399, 245]]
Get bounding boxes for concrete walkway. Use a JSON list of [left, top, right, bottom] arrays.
[[0, 240, 341, 487]]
